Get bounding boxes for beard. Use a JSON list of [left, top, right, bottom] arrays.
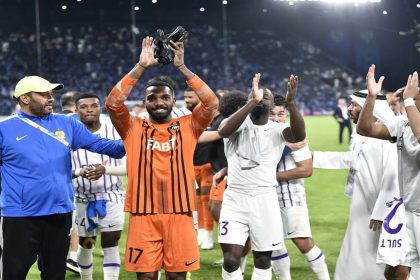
[[186, 103, 197, 112], [147, 106, 173, 123], [251, 103, 269, 119], [28, 102, 52, 117]]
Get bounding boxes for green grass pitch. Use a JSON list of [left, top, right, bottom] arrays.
[[28, 116, 352, 279]]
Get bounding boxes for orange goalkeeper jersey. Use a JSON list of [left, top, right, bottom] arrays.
[[123, 116, 204, 214], [106, 74, 217, 214]]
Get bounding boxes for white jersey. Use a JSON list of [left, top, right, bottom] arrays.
[[313, 132, 399, 280], [385, 115, 420, 212], [277, 145, 311, 208], [224, 117, 288, 191], [72, 122, 125, 203]]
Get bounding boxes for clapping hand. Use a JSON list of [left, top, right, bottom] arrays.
[[139, 36, 158, 68], [402, 71, 419, 100], [366, 64, 384, 97], [168, 40, 185, 68], [286, 75, 298, 104], [251, 73, 264, 104]]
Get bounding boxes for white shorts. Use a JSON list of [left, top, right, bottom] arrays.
[[75, 201, 125, 237], [218, 187, 284, 251], [401, 211, 420, 268], [281, 206, 312, 239]]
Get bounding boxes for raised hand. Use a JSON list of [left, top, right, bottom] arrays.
[[251, 73, 264, 103], [366, 64, 384, 97], [402, 71, 419, 100], [286, 75, 299, 104], [168, 40, 185, 68], [139, 36, 158, 68]]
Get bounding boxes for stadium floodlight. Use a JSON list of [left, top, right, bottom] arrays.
[[417, 3, 420, 8], [274, 0, 382, 3], [152, 0, 157, 3], [222, 0, 228, 4], [61, 5, 67, 10], [200, 7, 205, 12], [382, 10, 387, 15], [134, 6, 139, 10]]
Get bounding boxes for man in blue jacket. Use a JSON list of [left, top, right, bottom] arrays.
[[0, 76, 125, 280]]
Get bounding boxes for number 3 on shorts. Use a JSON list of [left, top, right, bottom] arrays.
[[128, 247, 143, 264], [219, 221, 229, 236]]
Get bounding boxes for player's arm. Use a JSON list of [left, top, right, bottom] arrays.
[[105, 36, 158, 139], [70, 117, 125, 159], [402, 71, 420, 142], [282, 75, 306, 143], [213, 166, 228, 188], [312, 151, 352, 169], [198, 131, 222, 143], [276, 158, 312, 181], [218, 73, 263, 138], [167, 41, 219, 137], [356, 65, 392, 141]]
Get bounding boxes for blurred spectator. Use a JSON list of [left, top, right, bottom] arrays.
[[59, 91, 79, 114], [129, 103, 146, 117], [333, 97, 352, 144]]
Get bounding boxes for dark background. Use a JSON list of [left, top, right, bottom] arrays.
[[0, 0, 419, 91]]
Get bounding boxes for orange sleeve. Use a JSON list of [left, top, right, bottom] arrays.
[[187, 75, 219, 138], [105, 75, 138, 139]]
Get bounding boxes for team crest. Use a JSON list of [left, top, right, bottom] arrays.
[[169, 123, 179, 131], [54, 130, 66, 140]]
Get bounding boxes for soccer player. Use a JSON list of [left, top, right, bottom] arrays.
[[105, 37, 218, 280], [184, 87, 215, 249], [217, 74, 306, 280], [72, 93, 126, 280], [269, 95, 330, 280], [357, 65, 420, 280], [0, 76, 125, 280], [313, 87, 399, 280]]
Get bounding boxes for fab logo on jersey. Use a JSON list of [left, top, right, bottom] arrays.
[[146, 137, 176, 151]]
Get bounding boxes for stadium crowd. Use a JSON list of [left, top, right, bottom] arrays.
[[0, 24, 364, 116], [0, 19, 419, 280]]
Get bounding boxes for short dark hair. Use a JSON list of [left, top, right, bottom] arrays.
[[60, 91, 80, 108], [220, 90, 248, 118], [273, 94, 287, 108], [145, 76, 177, 95], [75, 93, 100, 107]]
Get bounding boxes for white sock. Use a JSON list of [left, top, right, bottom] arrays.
[[271, 248, 291, 280], [240, 256, 247, 274], [78, 245, 94, 280], [222, 267, 243, 280], [69, 250, 78, 262], [251, 267, 272, 280], [305, 245, 330, 280], [197, 228, 205, 245], [193, 211, 198, 230], [103, 246, 120, 280]]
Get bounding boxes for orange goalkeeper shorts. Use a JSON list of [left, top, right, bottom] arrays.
[[125, 212, 200, 272]]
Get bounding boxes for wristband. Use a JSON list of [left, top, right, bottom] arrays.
[[404, 98, 415, 108], [176, 64, 185, 69], [187, 75, 205, 91]]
